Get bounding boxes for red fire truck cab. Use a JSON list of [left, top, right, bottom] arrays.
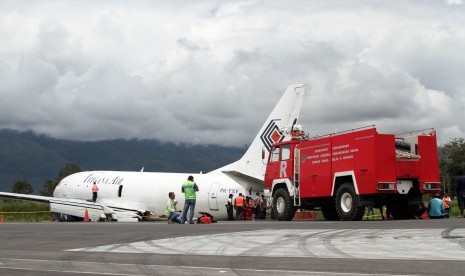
[[264, 126, 441, 221]]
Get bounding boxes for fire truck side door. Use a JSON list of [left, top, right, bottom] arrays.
[[301, 138, 332, 197]]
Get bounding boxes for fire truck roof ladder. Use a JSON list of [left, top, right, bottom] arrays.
[[293, 146, 301, 206]]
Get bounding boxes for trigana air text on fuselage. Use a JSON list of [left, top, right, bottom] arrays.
[[0, 84, 306, 222]]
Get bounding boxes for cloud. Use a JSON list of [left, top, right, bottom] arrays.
[[445, 0, 463, 6], [0, 0, 464, 146]]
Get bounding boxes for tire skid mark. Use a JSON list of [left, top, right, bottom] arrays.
[[321, 229, 354, 258], [297, 229, 336, 257], [102, 243, 131, 253], [441, 228, 465, 250], [117, 243, 153, 254], [207, 234, 242, 255], [143, 240, 183, 254], [219, 230, 265, 255], [204, 230, 271, 256], [238, 230, 308, 257], [186, 233, 237, 255], [184, 235, 209, 254], [187, 229, 269, 256]]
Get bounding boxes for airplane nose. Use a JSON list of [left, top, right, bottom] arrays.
[[53, 181, 64, 197]]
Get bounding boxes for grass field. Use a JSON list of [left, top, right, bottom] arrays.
[[0, 200, 52, 222]]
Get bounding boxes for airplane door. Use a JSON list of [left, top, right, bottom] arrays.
[[208, 182, 221, 211], [118, 185, 123, 197]]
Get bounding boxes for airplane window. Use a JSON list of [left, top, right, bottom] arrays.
[[281, 144, 290, 160], [270, 147, 280, 162]]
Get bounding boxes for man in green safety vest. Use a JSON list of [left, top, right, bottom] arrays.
[[181, 175, 199, 224], [166, 192, 181, 224]]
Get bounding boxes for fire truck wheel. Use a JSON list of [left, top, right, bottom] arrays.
[[335, 183, 365, 221], [272, 188, 296, 221]]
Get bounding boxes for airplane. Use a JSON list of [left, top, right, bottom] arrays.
[[0, 84, 306, 222]]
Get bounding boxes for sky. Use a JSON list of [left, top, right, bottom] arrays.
[[0, 0, 464, 147]]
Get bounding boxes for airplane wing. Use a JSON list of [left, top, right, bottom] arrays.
[[0, 192, 142, 222]]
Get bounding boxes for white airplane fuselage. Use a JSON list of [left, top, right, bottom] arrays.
[[55, 171, 260, 220]]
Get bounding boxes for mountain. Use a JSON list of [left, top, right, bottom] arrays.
[[0, 130, 245, 194]]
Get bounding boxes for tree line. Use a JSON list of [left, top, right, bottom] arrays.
[[440, 138, 465, 195]]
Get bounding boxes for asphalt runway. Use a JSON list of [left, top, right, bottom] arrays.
[[1, 219, 465, 275]]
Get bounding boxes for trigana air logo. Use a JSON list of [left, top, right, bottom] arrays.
[[260, 119, 285, 150]]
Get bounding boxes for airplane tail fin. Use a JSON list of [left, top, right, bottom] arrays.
[[210, 84, 306, 183]]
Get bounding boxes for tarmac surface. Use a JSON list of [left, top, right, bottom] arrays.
[[1, 219, 465, 275]]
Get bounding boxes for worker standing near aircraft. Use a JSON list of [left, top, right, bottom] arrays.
[[226, 194, 234, 220], [246, 196, 254, 220], [253, 192, 261, 220], [92, 181, 99, 202], [181, 175, 199, 224], [234, 193, 245, 220], [456, 169, 465, 218], [260, 194, 267, 219]]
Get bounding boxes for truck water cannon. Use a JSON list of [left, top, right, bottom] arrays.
[[280, 124, 305, 139]]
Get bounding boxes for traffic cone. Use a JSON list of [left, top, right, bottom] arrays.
[[0, 215, 4, 223], [84, 209, 90, 222]]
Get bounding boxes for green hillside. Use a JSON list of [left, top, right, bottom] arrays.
[[0, 130, 245, 193]]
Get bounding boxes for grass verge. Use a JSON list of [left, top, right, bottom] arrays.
[[0, 200, 52, 222]]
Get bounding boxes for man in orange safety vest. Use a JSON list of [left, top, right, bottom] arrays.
[[92, 181, 99, 203], [234, 193, 245, 220]]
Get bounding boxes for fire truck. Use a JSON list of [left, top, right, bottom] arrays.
[[264, 125, 441, 221]]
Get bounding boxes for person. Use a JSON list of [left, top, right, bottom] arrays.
[[166, 192, 181, 224], [269, 197, 274, 220], [244, 196, 249, 220], [246, 196, 254, 220], [428, 194, 445, 219], [414, 201, 428, 219], [92, 181, 99, 202], [226, 194, 234, 221], [366, 203, 375, 220], [253, 192, 261, 220], [456, 170, 465, 218], [260, 195, 267, 219], [234, 193, 245, 220], [379, 206, 386, 220], [385, 205, 393, 220], [181, 175, 199, 224], [442, 193, 451, 218]]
